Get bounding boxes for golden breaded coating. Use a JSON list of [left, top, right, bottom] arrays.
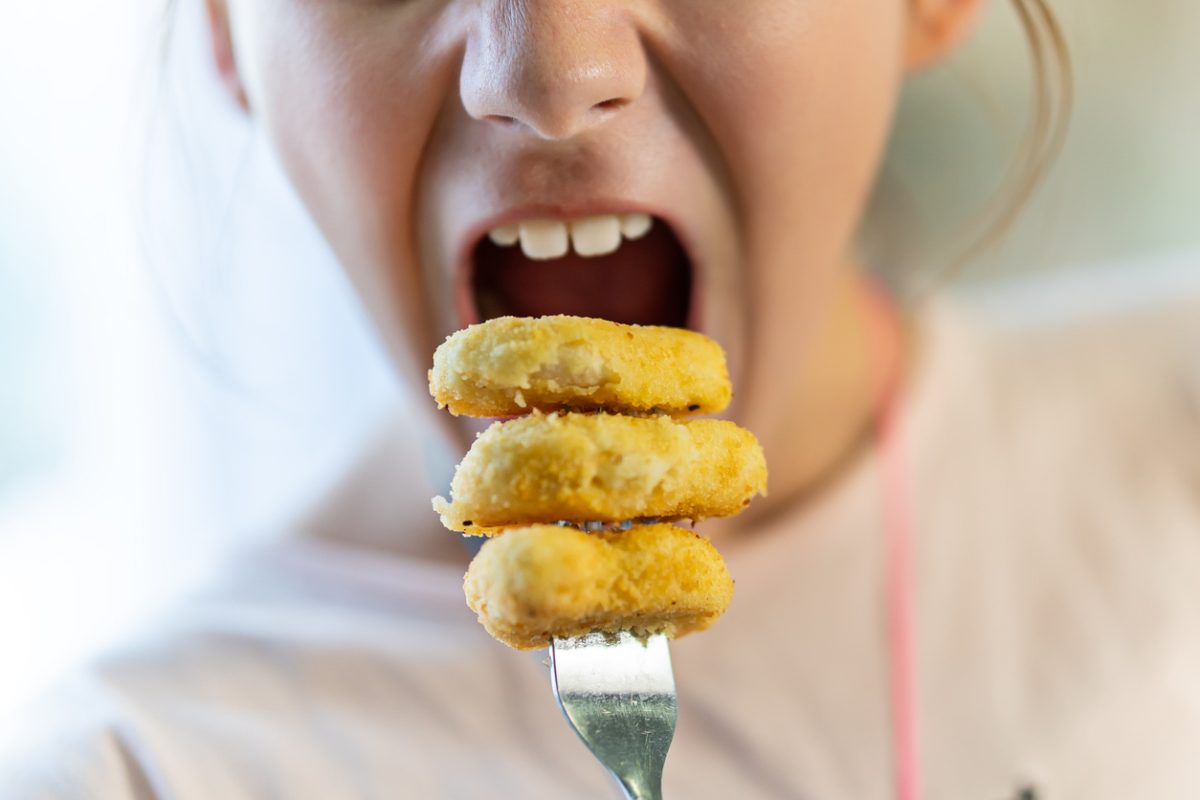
[[434, 411, 767, 535], [464, 524, 734, 650], [429, 316, 731, 417]]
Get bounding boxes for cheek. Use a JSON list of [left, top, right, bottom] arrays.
[[235, 3, 460, 371], [659, 0, 906, 422], [685, 0, 907, 298]]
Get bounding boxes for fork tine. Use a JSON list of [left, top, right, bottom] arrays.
[[550, 632, 678, 800]]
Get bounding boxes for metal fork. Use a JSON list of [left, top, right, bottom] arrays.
[[549, 632, 678, 800]]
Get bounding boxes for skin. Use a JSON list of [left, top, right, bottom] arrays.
[[205, 0, 983, 551]]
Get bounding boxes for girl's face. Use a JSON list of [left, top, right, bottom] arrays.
[[213, 0, 976, 469]]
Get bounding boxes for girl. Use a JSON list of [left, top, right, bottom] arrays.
[[5, 0, 1200, 797]]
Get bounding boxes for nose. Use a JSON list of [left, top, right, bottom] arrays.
[[460, 1, 647, 140]]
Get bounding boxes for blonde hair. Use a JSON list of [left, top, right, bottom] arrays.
[[946, 0, 1074, 281]]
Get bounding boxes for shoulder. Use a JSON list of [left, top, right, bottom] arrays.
[[1, 541, 612, 798], [907, 256, 1200, 627], [948, 254, 1200, 490], [0, 674, 147, 799], [958, 251, 1200, 382], [0, 543, 529, 798], [909, 260, 1200, 784], [913, 256, 1200, 638]]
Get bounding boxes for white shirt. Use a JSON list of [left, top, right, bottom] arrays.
[[4, 285, 1200, 800]]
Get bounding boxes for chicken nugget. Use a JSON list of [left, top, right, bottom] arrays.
[[433, 411, 767, 535], [463, 523, 734, 650], [429, 315, 731, 417]]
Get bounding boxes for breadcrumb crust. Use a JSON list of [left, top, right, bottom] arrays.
[[463, 524, 734, 650], [433, 411, 767, 536], [429, 316, 764, 649], [429, 315, 732, 417]]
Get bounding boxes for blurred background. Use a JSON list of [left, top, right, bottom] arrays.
[[0, 0, 1197, 722]]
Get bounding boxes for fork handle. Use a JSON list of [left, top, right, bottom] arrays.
[[614, 773, 663, 800]]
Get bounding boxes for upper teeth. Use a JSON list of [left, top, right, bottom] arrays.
[[487, 213, 654, 261]]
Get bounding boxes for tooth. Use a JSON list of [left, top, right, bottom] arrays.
[[487, 224, 520, 246], [569, 215, 622, 257], [619, 213, 653, 240], [519, 220, 569, 260]]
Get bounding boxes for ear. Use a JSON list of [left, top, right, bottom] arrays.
[[204, 0, 250, 112], [904, 0, 986, 72]]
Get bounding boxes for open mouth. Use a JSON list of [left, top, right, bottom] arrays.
[[466, 213, 693, 328]]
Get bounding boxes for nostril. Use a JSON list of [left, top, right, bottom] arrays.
[[484, 114, 519, 126], [593, 98, 629, 113]]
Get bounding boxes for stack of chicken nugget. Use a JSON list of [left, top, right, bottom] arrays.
[[428, 315, 767, 649]]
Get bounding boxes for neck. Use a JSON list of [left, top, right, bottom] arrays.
[[727, 270, 912, 534], [298, 408, 471, 567]]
